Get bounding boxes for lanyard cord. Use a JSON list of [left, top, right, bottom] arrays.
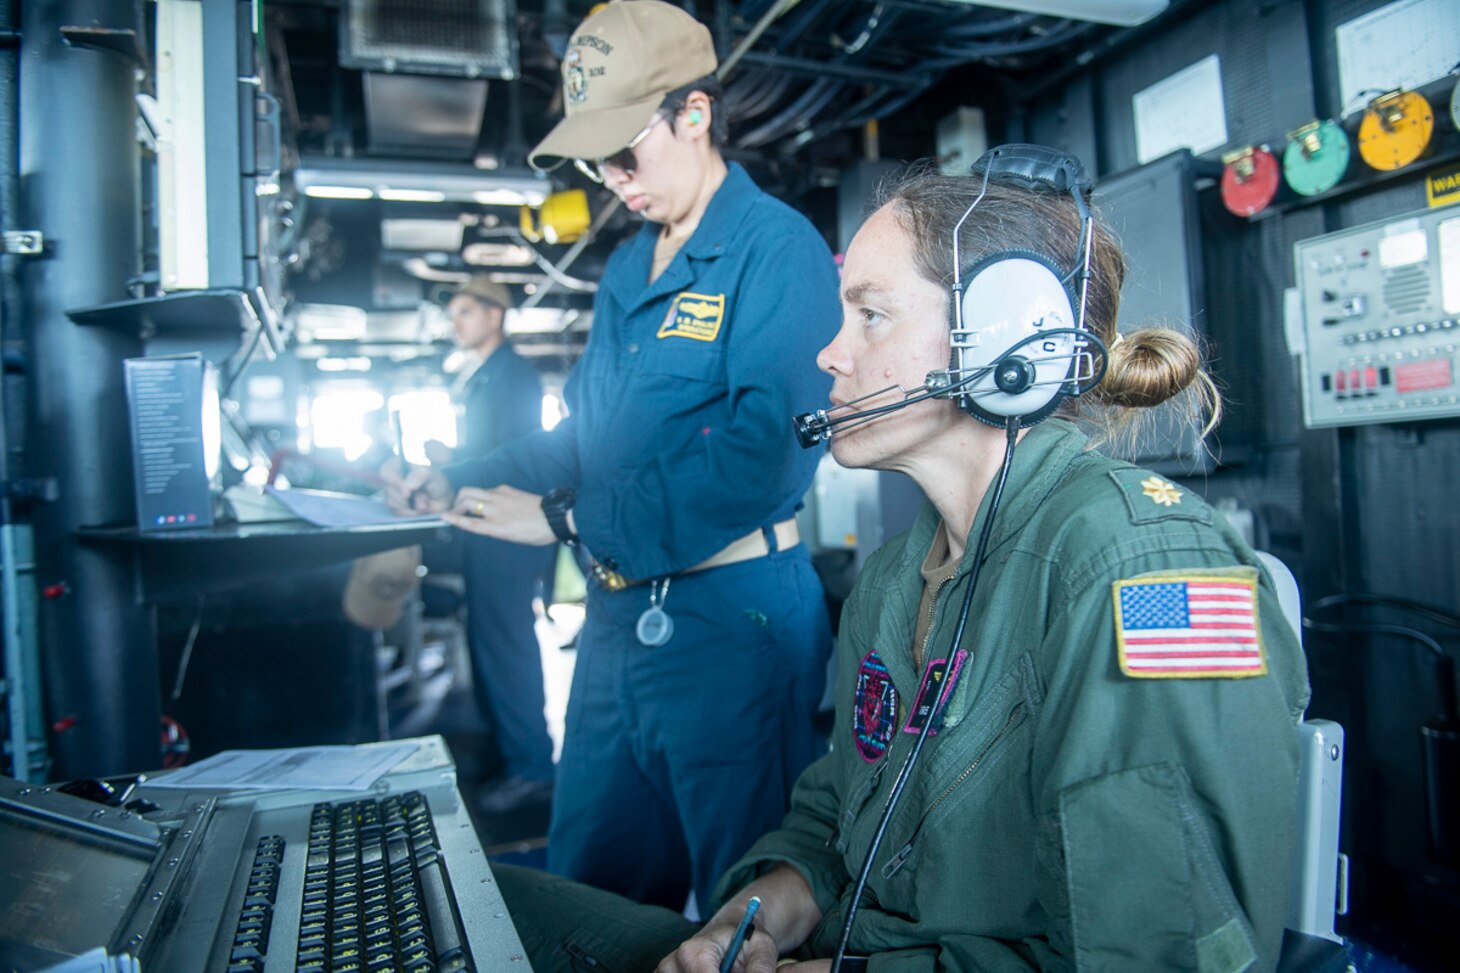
[[830, 415, 1021, 973]]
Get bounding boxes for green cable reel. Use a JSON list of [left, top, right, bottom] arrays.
[[1283, 119, 1351, 197]]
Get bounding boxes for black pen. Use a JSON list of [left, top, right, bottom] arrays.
[[391, 410, 409, 475], [719, 895, 761, 973], [390, 410, 428, 511]]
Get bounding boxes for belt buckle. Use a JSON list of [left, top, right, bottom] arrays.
[[590, 560, 629, 592]]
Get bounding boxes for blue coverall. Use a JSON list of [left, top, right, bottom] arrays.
[[457, 344, 555, 785], [448, 163, 840, 909]]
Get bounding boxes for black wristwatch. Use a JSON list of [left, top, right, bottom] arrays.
[[540, 487, 579, 547]]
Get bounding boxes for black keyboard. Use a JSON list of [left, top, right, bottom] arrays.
[[227, 835, 286, 972], [291, 791, 473, 973]]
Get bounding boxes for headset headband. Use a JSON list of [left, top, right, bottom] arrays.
[[970, 143, 1092, 198]]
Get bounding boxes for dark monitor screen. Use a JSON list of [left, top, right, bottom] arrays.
[[0, 811, 157, 966], [1092, 149, 1212, 474]]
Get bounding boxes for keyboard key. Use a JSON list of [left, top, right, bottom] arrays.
[[230, 942, 263, 962]]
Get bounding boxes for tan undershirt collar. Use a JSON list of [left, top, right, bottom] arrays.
[[912, 521, 960, 671], [650, 229, 686, 283]]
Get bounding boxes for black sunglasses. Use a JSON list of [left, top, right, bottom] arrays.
[[573, 114, 667, 184]]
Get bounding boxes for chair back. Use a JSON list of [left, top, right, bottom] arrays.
[[1255, 552, 1348, 946]]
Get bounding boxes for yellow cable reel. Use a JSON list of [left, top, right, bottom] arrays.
[[1357, 89, 1434, 172]]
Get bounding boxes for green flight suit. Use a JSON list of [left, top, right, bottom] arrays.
[[714, 419, 1311, 972]]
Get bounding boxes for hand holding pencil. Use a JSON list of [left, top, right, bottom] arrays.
[[655, 893, 775, 973], [719, 896, 760, 973], [656, 864, 823, 973]]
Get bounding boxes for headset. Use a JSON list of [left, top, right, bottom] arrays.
[[792, 143, 1107, 448], [814, 145, 1110, 973]]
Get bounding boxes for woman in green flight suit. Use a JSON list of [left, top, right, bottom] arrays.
[[494, 154, 1310, 973]]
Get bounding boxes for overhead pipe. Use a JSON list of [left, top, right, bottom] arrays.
[[784, 71, 938, 155], [737, 78, 841, 149], [840, 1, 889, 55], [925, 20, 1096, 69], [941, 11, 1039, 36], [721, 69, 776, 117], [717, 0, 800, 84], [737, 51, 928, 88], [742, 75, 798, 118], [510, 232, 599, 293], [736, 2, 902, 149], [775, 0, 840, 50]]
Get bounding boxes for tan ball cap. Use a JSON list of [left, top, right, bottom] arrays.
[[454, 273, 514, 310], [528, 0, 718, 170]]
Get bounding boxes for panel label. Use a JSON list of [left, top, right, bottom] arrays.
[[1394, 359, 1452, 393]]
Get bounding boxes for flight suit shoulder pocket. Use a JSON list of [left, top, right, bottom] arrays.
[[1058, 762, 1259, 972]]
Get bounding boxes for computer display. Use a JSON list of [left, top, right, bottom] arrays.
[[0, 804, 161, 967]]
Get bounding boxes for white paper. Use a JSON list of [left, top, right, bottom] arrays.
[[1132, 54, 1229, 164], [1283, 287, 1306, 358], [32, 947, 138, 973], [1439, 217, 1460, 315], [38, 950, 140, 973], [147, 742, 418, 790], [265, 486, 437, 528], [1336, 0, 1460, 116]]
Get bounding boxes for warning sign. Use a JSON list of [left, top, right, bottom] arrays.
[[1427, 163, 1460, 208]]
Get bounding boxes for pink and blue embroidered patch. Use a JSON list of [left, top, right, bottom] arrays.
[[853, 649, 897, 762]]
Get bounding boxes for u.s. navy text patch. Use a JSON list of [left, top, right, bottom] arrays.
[[902, 651, 968, 735], [658, 291, 726, 342], [853, 649, 897, 762], [1112, 576, 1266, 678]]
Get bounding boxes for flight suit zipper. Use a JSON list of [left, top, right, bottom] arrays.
[[838, 762, 887, 851], [841, 573, 956, 856], [840, 570, 966, 856], [880, 701, 1027, 880], [916, 573, 956, 672]]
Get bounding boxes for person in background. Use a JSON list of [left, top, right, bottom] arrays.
[[482, 152, 1310, 973], [384, 0, 839, 912], [436, 274, 556, 814]]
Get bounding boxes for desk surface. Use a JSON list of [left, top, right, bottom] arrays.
[[77, 518, 448, 601]]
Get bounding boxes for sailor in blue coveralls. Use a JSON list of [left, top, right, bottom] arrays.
[[437, 275, 556, 813], [383, 0, 839, 912]]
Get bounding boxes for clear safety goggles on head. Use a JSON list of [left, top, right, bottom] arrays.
[[573, 113, 666, 184]]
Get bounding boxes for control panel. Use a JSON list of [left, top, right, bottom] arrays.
[[1295, 205, 1460, 427]]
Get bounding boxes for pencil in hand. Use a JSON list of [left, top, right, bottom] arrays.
[[720, 895, 761, 973]]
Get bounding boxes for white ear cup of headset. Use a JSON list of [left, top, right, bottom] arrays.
[[954, 251, 1078, 423]]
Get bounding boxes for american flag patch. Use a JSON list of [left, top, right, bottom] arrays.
[[1112, 576, 1267, 679]]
